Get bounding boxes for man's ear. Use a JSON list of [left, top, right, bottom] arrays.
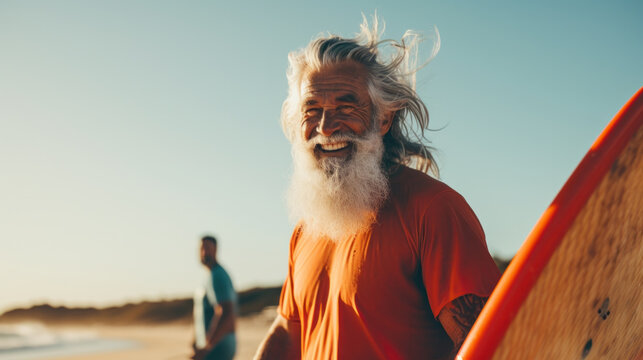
[[379, 111, 395, 135]]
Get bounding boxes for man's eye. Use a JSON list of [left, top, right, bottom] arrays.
[[304, 108, 322, 116], [337, 105, 355, 114]]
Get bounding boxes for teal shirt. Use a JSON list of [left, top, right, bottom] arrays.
[[194, 264, 237, 358]]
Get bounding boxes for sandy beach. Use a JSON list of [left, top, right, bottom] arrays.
[[49, 311, 275, 360]]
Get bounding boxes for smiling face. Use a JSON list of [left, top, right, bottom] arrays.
[[287, 61, 391, 240], [299, 61, 390, 162]]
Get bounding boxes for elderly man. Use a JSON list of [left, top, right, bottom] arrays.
[[255, 18, 500, 360]]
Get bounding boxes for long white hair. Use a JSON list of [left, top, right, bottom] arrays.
[[282, 14, 441, 175]]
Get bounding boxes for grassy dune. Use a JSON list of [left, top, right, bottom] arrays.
[[0, 286, 282, 325]]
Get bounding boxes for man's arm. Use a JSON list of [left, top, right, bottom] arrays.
[[437, 294, 487, 357], [204, 301, 236, 352], [253, 314, 301, 360]]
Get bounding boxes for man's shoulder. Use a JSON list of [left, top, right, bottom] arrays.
[[388, 166, 477, 223], [211, 265, 234, 284], [390, 165, 456, 201], [211, 265, 237, 300]]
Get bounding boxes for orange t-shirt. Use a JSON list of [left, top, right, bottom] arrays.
[[279, 166, 501, 359]]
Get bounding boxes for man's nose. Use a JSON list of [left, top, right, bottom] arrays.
[[317, 110, 342, 137]]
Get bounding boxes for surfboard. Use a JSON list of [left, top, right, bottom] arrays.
[[457, 88, 643, 360]]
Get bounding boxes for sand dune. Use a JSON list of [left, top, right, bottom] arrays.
[[0, 286, 283, 326]]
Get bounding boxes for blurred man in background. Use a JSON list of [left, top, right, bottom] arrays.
[[254, 16, 500, 360], [192, 235, 237, 360]]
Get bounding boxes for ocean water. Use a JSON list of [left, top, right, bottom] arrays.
[[0, 323, 138, 360]]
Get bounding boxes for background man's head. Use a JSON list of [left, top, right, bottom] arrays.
[[200, 235, 217, 268], [284, 16, 440, 241]]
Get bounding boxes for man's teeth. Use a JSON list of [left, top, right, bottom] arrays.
[[320, 142, 349, 151]]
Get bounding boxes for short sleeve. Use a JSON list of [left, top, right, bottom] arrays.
[[212, 268, 236, 304], [420, 191, 501, 318], [278, 225, 302, 322]]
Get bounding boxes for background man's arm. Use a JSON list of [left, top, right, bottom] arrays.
[[253, 314, 301, 360], [204, 301, 236, 352], [437, 294, 488, 357]]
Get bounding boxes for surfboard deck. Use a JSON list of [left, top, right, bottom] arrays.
[[457, 88, 643, 360]]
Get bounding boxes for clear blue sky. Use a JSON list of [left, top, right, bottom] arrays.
[[1, 0, 641, 313]]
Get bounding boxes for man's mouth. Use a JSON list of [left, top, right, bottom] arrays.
[[319, 141, 350, 152]]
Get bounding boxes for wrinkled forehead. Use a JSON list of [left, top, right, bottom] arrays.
[[299, 61, 371, 100]]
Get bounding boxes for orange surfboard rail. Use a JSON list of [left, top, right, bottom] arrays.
[[457, 87, 643, 360]]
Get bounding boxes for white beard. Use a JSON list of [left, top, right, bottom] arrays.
[[287, 129, 389, 242]]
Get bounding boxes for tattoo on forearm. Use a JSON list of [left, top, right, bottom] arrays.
[[450, 294, 487, 332], [439, 294, 488, 353]]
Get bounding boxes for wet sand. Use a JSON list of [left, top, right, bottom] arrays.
[[50, 310, 275, 360]]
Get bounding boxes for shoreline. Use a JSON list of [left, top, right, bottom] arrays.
[[38, 310, 275, 360], [49, 324, 193, 360]]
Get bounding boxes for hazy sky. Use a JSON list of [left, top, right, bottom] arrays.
[[1, 0, 641, 313]]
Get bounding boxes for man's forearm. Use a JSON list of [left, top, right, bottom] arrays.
[[438, 294, 488, 358], [204, 305, 235, 351], [254, 315, 300, 360]]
